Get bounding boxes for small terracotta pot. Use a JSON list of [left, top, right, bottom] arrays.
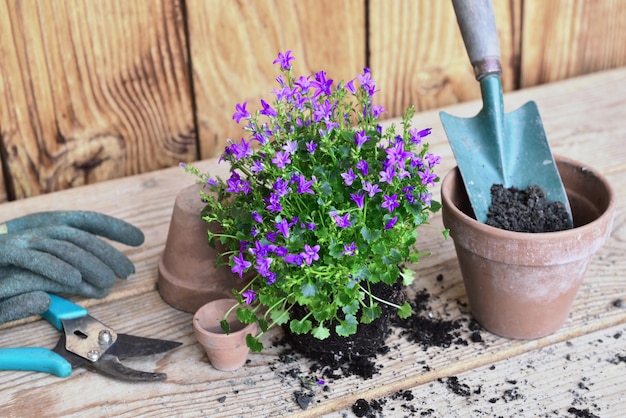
[[441, 156, 615, 339], [193, 298, 258, 371], [158, 184, 238, 313]]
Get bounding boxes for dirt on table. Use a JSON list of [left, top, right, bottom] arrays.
[[486, 184, 572, 233]]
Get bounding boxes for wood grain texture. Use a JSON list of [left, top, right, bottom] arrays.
[[186, 0, 366, 158], [368, 0, 522, 119], [0, 0, 196, 200], [521, 0, 626, 87], [0, 68, 625, 417]]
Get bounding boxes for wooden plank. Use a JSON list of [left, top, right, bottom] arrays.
[[368, 0, 522, 118], [186, 0, 366, 158], [0, 69, 625, 417], [0, 0, 196, 200], [328, 322, 626, 417], [521, 0, 626, 87]]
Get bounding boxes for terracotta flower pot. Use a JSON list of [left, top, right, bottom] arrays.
[[441, 155, 615, 339], [158, 183, 237, 313], [193, 298, 258, 371]]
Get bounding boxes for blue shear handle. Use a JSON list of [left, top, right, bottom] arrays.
[[0, 347, 72, 377], [41, 294, 89, 331]]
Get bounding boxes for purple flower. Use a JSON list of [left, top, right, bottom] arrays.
[[350, 192, 365, 209], [297, 174, 316, 194], [295, 75, 311, 93], [341, 168, 357, 186], [274, 246, 288, 257], [255, 256, 273, 277], [381, 194, 400, 213], [242, 289, 257, 305], [265, 193, 282, 213], [232, 252, 251, 278], [331, 211, 351, 228], [385, 142, 412, 167], [300, 244, 320, 265], [275, 218, 290, 238], [384, 216, 398, 230], [362, 181, 381, 197], [260, 99, 277, 117], [307, 222, 317, 231], [379, 165, 396, 185], [357, 68, 376, 96], [311, 71, 333, 97], [313, 99, 333, 123], [356, 160, 369, 175], [342, 242, 357, 256], [419, 168, 437, 187], [206, 177, 218, 187], [251, 160, 264, 173], [284, 253, 303, 265], [232, 102, 250, 123], [273, 50, 295, 70], [355, 130, 370, 147], [272, 151, 291, 168], [306, 140, 317, 154], [231, 138, 253, 161], [251, 211, 263, 223], [345, 79, 356, 94], [425, 152, 441, 167], [410, 127, 431, 144], [265, 272, 277, 285], [282, 140, 298, 154], [273, 177, 290, 196]]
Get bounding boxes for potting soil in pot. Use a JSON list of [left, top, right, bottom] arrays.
[[486, 184, 572, 233]]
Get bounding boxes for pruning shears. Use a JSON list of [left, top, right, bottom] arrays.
[[0, 294, 182, 381]]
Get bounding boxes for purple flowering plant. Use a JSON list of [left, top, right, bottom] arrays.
[[183, 51, 442, 352]]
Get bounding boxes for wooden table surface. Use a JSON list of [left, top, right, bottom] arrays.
[[1, 68, 625, 418]]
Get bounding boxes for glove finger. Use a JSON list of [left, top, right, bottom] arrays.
[[0, 246, 82, 286], [0, 291, 50, 324], [29, 236, 117, 288], [45, 225, 136, 280], [4, 211, 145, 247], [0, 267, 109, 299]]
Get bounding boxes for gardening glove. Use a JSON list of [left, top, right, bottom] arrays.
[[0, 211, 145, 324]]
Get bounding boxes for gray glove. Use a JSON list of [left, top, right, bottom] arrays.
[[0, 211, 145, 324]]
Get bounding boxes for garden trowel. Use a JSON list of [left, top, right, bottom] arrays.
[[439, 0, 573, 227]]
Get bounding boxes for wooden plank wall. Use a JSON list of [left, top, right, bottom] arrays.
[[0, 0, 624, 202]]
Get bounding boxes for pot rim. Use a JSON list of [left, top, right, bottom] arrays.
[[441, 154, 616, 242]]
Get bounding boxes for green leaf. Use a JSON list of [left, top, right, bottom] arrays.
[[258, 318, 269, 333], [246, 334, 264, 352], [312, 325, 331, 340], [400, 269, 416, 286], [361, 304, 382, 324], [397, 301, 413, 319], [236, 308, 256, 324], [270, 308, 290, 325], [220, 319, 230, 334], [342, 300, 359, 316], [361, 226, 381, 243], [442, 229, 450, 239], [335, 314, 358, 336], [430, 200, 442, 212], [301, 283, 317, 298], [290, 318, 312, 335]]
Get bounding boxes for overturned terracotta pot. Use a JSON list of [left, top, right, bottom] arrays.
[[193, 298, 258, 371], [441, 155, 615, 339], [158, 183, 237, 313]]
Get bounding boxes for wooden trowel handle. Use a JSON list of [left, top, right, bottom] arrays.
[[451, 0, 502, 80]]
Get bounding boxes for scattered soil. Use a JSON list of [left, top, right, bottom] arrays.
[[486, 184, 572, 232]]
